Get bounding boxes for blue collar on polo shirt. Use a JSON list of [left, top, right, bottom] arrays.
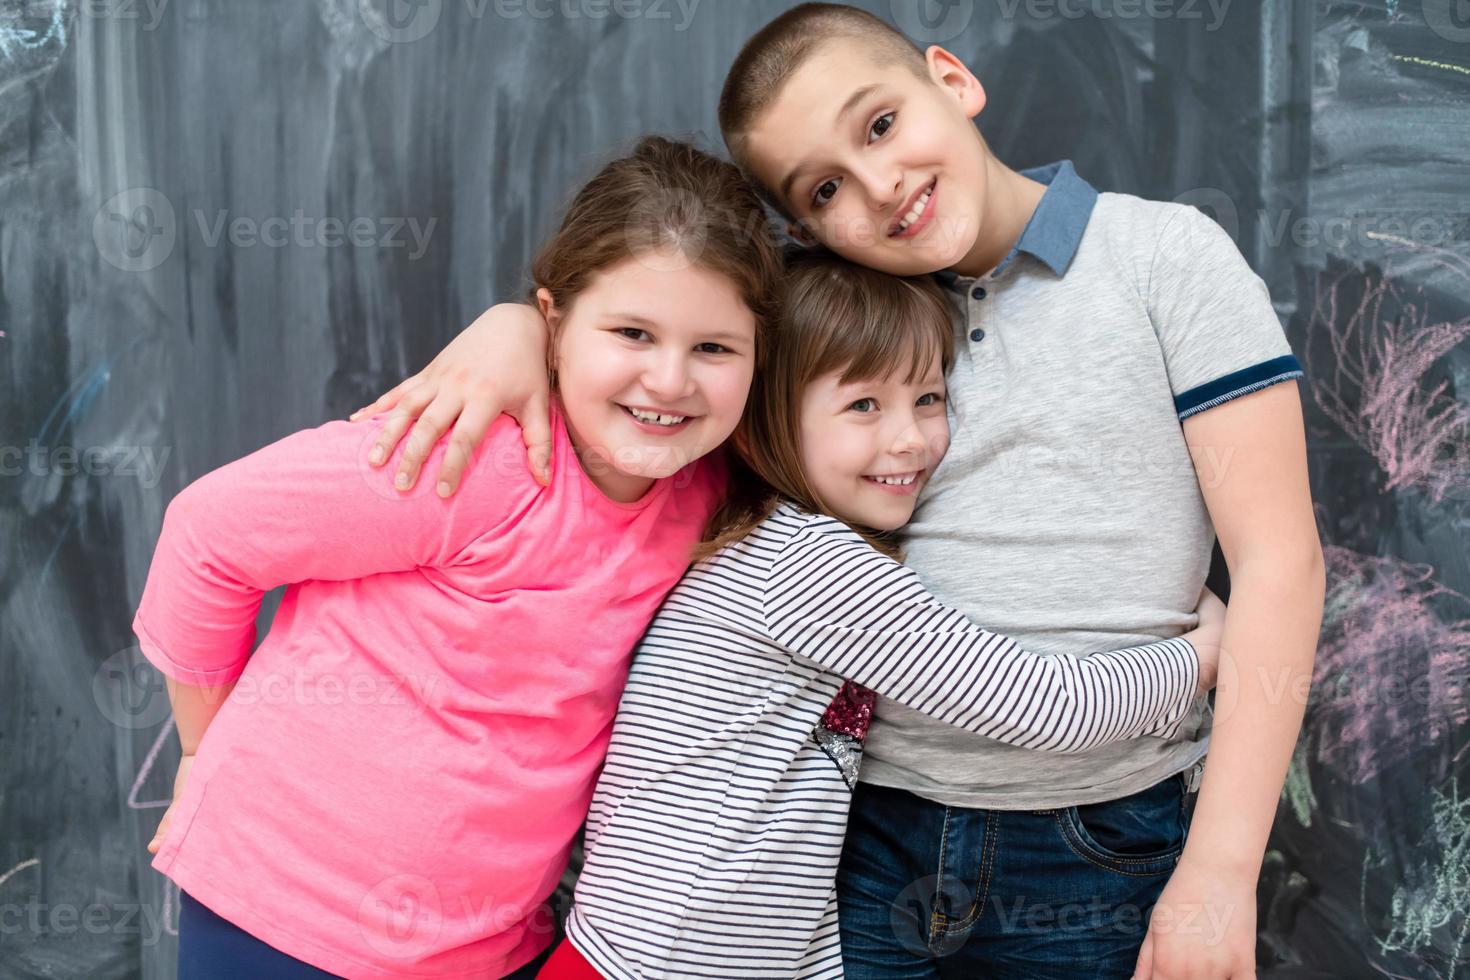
[[932, 159, 1099, 290]]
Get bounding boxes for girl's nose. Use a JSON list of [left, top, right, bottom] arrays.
[[644, 353, 694, 399], [889, 416, 927, 455]]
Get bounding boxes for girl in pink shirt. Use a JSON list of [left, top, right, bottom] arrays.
[[134, 136, 781, 979]]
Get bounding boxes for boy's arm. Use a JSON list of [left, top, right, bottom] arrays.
[[765, 519, 1222, 753], [1137, 383, 1324, 979], [1130, 204, 1323, 979], [349, 302, 553, 494]]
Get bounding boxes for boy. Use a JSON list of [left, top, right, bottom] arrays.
[[351, 5, 1323, 977]]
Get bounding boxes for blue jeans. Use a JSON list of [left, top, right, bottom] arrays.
[[177, 890, 555, 979], [836, 771, 1198, 979]]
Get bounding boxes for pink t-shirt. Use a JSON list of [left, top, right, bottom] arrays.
[[134, 398, 724, 978]]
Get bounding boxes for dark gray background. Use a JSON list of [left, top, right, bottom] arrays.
[[2, 0, 1468, 976]]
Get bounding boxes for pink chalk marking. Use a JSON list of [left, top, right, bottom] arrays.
[[1305, 253, 1470, 505], [1311, 546, 1470, 785], [127, 718, 176, 810]]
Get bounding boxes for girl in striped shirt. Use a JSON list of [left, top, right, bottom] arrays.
[[536, 248, 1225, 979]]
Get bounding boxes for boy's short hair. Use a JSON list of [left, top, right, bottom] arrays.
[[718, 3, 928, 197]]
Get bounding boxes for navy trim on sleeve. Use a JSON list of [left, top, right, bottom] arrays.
[[1175, 355, 1304, 420]]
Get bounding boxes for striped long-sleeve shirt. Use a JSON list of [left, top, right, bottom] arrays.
[[564, 502, 1202, 979]]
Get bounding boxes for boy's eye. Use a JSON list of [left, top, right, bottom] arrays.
[[812, 178, 840, 208], [868, 111, 895, 144], [848, 397, 877, 413], [917, 392, 944, 407]]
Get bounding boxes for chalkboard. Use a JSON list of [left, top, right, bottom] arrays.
[[1, 1, 1465, 977]]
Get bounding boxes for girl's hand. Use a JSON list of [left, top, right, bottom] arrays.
[[349, 303, 554, 494], [147, 753, 194, 855], [1183, 586, 1227, 695]]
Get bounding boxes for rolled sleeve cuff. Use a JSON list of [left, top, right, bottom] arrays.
[[1175, 355, 1304, 421], [133, 612, 250, 687]]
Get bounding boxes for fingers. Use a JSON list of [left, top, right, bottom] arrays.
[[349, 378, 411, 423], [394, 395, 467, 492], [366, 382, 437, 469], [1132, 930, 1154, 980], [433, 400, 498, 497], [511, 392, 554, 487], [147, 809, 171, 855]]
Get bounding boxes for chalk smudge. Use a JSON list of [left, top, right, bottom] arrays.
[[0, 859, 41, 892], [127, 718, 176, 810], [1282, 742, 1318, 828], [1364, 779, 1470, 978], [0, 0, 67, 59], [1306, 265, 1470, 506], [1309, 546, 1470, 785]]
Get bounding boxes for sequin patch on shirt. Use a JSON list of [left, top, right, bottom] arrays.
[[814, 681, 877, 789]]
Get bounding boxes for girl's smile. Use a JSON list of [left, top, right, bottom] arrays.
[[541, 257, 757, 503]]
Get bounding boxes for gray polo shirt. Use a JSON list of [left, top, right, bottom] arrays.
[[860, 160, 1304, 809]]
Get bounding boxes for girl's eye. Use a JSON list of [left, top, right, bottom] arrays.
[[812, 178, 840, 209], [868, 111, 895, 144], [917, 392, 944, 407], [616, 327, 651, 342], [695, 342, 731, 355], [848, 397, 877, 413]]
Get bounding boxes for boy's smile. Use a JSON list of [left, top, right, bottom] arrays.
[[889, 178, 937, 238]]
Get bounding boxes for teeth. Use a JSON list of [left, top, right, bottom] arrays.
[[895, 185, 934, 233], [628, 407, 687, 426], [870, 473, 917, 486]]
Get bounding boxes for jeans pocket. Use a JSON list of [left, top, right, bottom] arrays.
[[1055, 775, 1187, 877]]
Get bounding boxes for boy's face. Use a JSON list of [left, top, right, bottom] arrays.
[[797, 356, 950, 533], [744, 40, 989, 277]]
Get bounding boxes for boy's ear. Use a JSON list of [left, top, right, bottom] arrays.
[[924, 45, 987, 119]]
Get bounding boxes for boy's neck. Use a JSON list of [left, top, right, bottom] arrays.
[[949, 158, 1049, 279]]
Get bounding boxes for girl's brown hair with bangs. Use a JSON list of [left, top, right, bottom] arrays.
[[527, 135, 784, 390], [696, 248, 958, 561]]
